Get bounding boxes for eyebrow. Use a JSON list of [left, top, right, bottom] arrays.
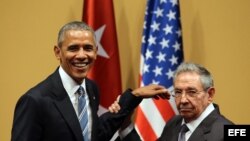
[[175, 87, 197, 91]]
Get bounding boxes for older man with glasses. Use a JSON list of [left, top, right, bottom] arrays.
[[110, 62, 234, 141], [159, 62, 234, 141]]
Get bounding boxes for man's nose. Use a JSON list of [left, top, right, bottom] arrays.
[[180, 93, 189, 103], [77, 48, 87, 58]]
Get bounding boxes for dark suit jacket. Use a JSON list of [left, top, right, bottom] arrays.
[[115, 128, 141, 141], [11, 68, 142, 141], [118, 104, 234, 141], [158, 104, 234, 141]]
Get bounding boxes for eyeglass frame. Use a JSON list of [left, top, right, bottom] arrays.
[[170, 87, 210, 98]]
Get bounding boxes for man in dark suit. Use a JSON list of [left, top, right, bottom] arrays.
[[111, 62, 234, 141], [158, 62, 234, 141], [11, 21, 169, 141]]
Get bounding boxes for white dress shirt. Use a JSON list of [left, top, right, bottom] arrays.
[[181, 103, 215, 141], [59, 66, 93, 140]]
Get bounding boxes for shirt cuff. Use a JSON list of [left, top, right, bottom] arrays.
[[118, 122, 134, 140]]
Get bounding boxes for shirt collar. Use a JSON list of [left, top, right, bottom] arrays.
[[58, 66, 86, 97]]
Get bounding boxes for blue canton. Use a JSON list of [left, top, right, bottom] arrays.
[[141, 0, 184, 88]]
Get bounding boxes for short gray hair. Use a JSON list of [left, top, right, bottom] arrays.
[[173, 62, 214, 90], [57, 21, 96, 47]]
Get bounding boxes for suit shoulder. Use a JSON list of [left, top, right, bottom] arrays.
[[162, 115, 182, 130], [216, 114, 234, 125], [85, 78, 98, 86], [212, 105, 234, 125], [20, 71, 58, 100]]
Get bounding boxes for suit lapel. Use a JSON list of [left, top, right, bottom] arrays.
[[159, 116, 182, 141], [188, 126, 206, 141], [174, 117, 183, 141], [85, 79, 99, 141], [188, 108, 219, 141], [85, 79, 98, 112], [50, 69, 83, 141]]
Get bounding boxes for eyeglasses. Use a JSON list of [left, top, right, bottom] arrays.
[[171, 89, 206, 98]]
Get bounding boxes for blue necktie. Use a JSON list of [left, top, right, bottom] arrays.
[[77, 86, 89, 141], [178, 124, 189, 141]]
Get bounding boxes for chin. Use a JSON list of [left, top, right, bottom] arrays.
[[180, 112, 191, 118], [72, 74, 87, 83]]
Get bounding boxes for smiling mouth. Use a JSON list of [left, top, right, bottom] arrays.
[[73, 62, 89, 69]]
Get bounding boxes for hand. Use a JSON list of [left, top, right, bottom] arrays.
[[108, 95, 133, 131], [132, 84, 170, 99], [108, 84, 170, 113], [108, 95, 121, 113]]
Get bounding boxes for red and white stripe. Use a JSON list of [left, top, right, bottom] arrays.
[[135, 55, 178, 141]]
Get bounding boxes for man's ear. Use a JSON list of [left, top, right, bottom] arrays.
[[207, 87, 215, 103], [54, 45, 60, 60], [94, 45, 98, 60]]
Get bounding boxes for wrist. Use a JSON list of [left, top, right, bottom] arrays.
[[132, 89, 141, 97]]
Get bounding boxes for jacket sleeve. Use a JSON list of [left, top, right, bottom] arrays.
[[115, 128, 141, 141], [11, 93, 43, 141], [97, 89, 142, 141]]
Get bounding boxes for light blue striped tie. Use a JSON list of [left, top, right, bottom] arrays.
[[77, 86, 89, 141]]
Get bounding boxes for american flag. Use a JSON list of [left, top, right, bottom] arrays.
[[135, 0, 183, 140]]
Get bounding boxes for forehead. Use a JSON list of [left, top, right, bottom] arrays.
[[174, 72, 203, 89], [63, 30, 96, 45], [65, 29, 94, 38]]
